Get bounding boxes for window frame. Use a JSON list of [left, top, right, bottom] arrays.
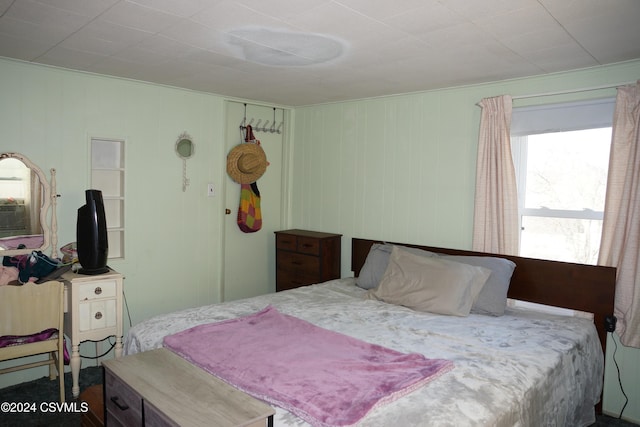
[[510, 98, 615, 264]]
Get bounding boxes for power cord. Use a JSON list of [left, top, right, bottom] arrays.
[[123, 288, 132, 328], [606, 315, 628, 419], [80, 337, 116, 360], [611, 333, 628, 419]]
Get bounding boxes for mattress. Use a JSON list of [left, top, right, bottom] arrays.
[[124, 278, 603, 427]]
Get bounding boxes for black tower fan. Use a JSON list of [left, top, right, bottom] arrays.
[[76, 189, 109, 275]]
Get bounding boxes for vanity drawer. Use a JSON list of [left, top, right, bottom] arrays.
[[105, 369, 143, 426], [79, 299, 117, 331], [78, 279, 117, 301]]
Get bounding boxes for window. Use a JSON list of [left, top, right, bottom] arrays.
[[511, 99, 615, 264], [90, 138, 125, 259]]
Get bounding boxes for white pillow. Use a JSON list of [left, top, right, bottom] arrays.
[[367, 246, 491, 316], [355, 243, 438, 289]]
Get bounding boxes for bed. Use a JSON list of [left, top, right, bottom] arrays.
[[124, 237, 616, 427]]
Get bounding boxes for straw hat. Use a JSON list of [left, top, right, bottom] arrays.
[[226, 142, 268, 184]]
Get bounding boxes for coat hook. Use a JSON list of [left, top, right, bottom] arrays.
[[270, 108, 277, 133], [242, 103, 247, 127]]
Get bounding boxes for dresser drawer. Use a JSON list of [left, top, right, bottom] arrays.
[[297, 236, 320, 255], [276, 233, 322, 255], [275, 230, 342, 292], [275, 233, 297, 251], [277, 251, 319, 275], [276, 269, 319, 290], [78, 279, 117, 301], [105, 369, 143, 426], [144, 400, 178, 427]]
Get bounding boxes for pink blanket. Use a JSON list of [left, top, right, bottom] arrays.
[[163, 306, 453, 427]]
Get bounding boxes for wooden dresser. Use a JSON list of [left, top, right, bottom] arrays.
[[275, 229, 341, 291], [102, 348, 274, 427]]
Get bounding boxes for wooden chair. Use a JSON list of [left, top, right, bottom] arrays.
[[0, 280, 65, 402]]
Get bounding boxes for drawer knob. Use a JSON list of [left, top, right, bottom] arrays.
[[110, 396, 129, 411], [95, 312, 103, 320], [94, 287, 102, 295]]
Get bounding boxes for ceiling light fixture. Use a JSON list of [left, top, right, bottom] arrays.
[[226, 27, 346, 67]]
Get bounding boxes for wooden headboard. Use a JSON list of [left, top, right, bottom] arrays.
[[351, 238, 616, 354]]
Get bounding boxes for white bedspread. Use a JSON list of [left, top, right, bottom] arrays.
[[124, 278, 603, 427]]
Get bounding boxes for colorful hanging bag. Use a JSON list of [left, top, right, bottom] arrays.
[[237, 181, 262, 233], [236, 125, 264, 233]]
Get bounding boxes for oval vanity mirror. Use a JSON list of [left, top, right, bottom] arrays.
[[176, 132, 194, 191], [0, 152, 56, 256]]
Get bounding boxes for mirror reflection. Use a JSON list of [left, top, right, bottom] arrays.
[[0, 153, 50, 253], [176, 138, 194, 159]]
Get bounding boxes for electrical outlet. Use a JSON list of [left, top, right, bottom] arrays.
[[605, 315, 617, 333], [207, 183, 215, 197]]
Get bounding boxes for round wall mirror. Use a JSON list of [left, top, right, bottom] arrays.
[[176, 132, 194, 159], [175, 132, 194, 191]]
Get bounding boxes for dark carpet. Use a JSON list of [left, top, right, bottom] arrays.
[[0, 366, 102, 427], [0, 366, 637, 426]]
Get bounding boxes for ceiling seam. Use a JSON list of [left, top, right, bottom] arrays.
[[536, 0, 600, 64], [31, 0, 127, 62]]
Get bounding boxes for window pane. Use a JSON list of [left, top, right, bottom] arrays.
[[525, 128, 611, 211], [520, 216, 603, 265]]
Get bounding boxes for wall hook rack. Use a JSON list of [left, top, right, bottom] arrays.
[[239, 104, 284, 135]]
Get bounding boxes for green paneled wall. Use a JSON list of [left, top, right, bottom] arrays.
[[0, 55, 638, 422], [0, 58, 227, 386], [292, 60, 640, 422]]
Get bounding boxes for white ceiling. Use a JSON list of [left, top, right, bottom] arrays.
[[1, 0, 639, 106]]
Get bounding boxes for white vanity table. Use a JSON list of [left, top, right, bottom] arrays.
[[1, 152, 124, 399], [62, 268, 123, 398]]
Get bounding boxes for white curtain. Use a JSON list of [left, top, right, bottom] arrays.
[[598, 81, 640, 348], [472, 95, 519, 255]]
